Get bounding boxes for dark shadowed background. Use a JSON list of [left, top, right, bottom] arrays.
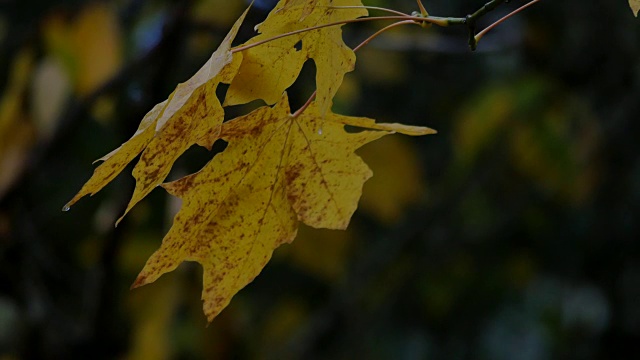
[[1, 0, 639, 359]]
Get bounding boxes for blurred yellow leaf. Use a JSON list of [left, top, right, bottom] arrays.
[[31, 57, 71, 139], [333, 75, 361, 108], [191, 0, 245, 26], [285, 225, 354, 282], [128, 276, 179, 360], [359, 136, 425, 224], [455, 78, 599, 204], [43, 3, 123, 96], [188, 0, 247, 59], [454, 87, 512, 167], [72, 3, 122, 95], [508, 106, 599, 204], [0, 49, 35, 198]]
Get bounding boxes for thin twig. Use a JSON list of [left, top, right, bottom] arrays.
[[353, 20, 417, 52], [328, 5, 409, 17], [474, 0, 542, 42], [233, 0, 537, 54]]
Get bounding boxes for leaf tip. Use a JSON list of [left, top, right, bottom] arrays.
[[62, 197, 80, 211], [400, 126, 438, 136], [115, 201, 137, 227], [130, 274, 147, 289]]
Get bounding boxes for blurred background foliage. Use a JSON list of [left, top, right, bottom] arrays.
[[0, 0, 639, 358]]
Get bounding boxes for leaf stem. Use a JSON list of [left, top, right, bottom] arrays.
[[230, 16, 449, 54], [328, 5, 409, 17], [352, 20, 417, 52], [290, 91, 317, 118], [474, 0, 542, 43], [416, 0, 428, 17]]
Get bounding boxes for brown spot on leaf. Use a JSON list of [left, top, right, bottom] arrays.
[[285, 163, 303, 184]]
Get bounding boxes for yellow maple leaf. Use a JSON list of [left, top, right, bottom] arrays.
[[64, 7, 249, 218], [631, 0, 640, 16], [132, 93, 435, 322], [42, 3, 122, 96], [224, 0, 367, 115]]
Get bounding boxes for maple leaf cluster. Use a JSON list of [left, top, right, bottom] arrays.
[[66, 0, 435, 322]]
